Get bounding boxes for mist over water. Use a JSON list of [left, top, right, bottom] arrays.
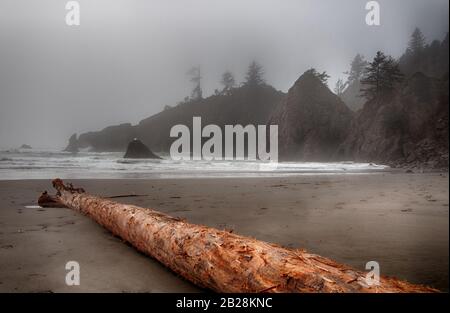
[[0, 149, 389, 180], [0, 0, 448, 149]]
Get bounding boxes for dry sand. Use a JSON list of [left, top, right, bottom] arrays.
[[0, 173, 448, 292]]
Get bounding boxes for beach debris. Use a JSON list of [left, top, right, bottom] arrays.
[[39, 178, 439, 293]]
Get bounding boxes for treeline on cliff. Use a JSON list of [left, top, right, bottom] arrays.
[[65, 29, 449, 168]]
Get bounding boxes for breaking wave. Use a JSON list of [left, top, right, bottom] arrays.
[[0, 149, 390, 180]]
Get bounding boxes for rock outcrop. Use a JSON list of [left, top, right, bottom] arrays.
[[123, 138, 161, 159], [77, 123, 136, 152], [72, 85, 284, 153], [269, 72, 353, 161], [64, 133, 79, 153], [339, 72, 449, 169]]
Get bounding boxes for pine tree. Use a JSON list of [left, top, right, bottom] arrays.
[[346, 54, 368, 83], [187, 66, 202, 100], [245, 61, 265, 86], [408, 27, 426, 54], [304, 68, 330, 86], [360, 51, 403, 99], [221, 71, 235, 94]]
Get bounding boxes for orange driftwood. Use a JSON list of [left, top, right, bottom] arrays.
[[40, 178, 438, 293]]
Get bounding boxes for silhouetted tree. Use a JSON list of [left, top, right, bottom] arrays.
[[399, 30, 448, 77], [221, 71, 235, 94], [346, 54, 368, 83], [402, 27, 427, 73], [187, 66, 202, 100], [304, 68, 330, 86], [360, 51, 403, 99], [408, 27, 426, 55], [334, 78, 347, 96], [245, 61, 265, 86]]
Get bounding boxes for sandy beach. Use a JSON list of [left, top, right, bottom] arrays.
[[0, 173, 448, 292]]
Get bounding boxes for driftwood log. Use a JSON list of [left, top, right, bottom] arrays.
[[39, 178, 438, 293]]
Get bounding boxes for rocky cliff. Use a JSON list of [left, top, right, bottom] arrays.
[[269, 72, 354, 161], [68, 71, 448, 169], [64, 133, 79, 153], [339, 72, 449, 169], [73, 84, 284, 153]]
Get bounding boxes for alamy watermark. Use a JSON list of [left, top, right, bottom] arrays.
[[366, 1, 381, 26], [170, 117, 278, 162], [65, 1, 80, 26], [365, 261, 380, 286], [65, 260, 80, 286], [64, 1, 380, 27]]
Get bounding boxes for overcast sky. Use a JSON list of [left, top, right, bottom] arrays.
[[0, 0, 448, 149]]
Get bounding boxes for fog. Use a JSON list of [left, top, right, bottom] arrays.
[[0, 0, 448, 149]]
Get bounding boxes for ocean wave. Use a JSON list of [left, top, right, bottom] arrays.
[[0, 150, 390, 180]]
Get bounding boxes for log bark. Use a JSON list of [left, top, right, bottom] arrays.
[[40, 178, 438, 293]]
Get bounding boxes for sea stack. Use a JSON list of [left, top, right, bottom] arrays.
[[123, 138, 161, 159], [268, 70, 353, 161], [64, 133, 79, 153]]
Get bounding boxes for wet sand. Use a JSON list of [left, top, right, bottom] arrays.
[[0, 173, 448, 292]]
